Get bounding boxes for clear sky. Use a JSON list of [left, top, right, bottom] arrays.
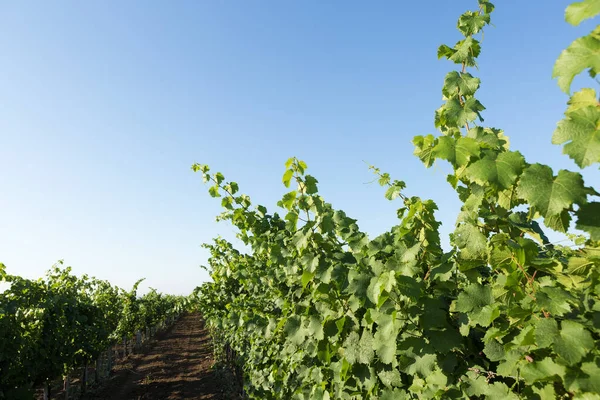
[[1, 1, 598, 295]]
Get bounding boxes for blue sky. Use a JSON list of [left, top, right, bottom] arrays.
[[1, 1, 598, 295]]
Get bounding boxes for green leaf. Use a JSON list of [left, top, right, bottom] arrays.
[[469, 304, 500, 327], [521, 357, 566, 384], [553, 105, 600, 168], [304, 175, 319, 194], [457, 10, 490, 36], [496, 350, 523, 378], [553, 28, 600, 93], [385, 182, 405, 201], [511, 325, 535, 346], [413, 135, 437, 167], [291, 229, 310, 251], [442, 71, 481, 97], [281, 191, 297, 210], [377, 368, 403, 388], [310, 388, 331, 400], [483, 339, 504, 362], [343, 330, 375, 364], [427, 329, 462, 353], [374, 314, 399, 364], [380, 388, 408, 400], [208, 185, 221, 198], [576, 202, 600, 240], [575, 361, 600, 393], [534, 318, 559, 348], [285, 211, 299, 230], [367, 271, 396, 306], [395, 276, 422, 300], [567, 88, 599, 112], [284, 315, 306, 345], [221, 196, 233, 209], [479, 1, 495, 14], [566, 0, 600, 26], [433, 136, 480, 168], [487, 381, 519, 400], [282, 169, 294, 187], [464, 151, 525, 189], [455, 284, 493, 313], [353, 364, 377, 391], [527, 384, 556, 399], [536, 286, 573, 316], [378, 172, 391, 186], [405, 353, 437, 378], [441, 96, 486, 128], [301, 270, 314, 288], [425, 368, 448, 391], [517, 164, 587, 229], [453, 223, 487, 263], [544, 210, 572, 232], [554, 320, 594, 365], [308, 315, 324, 340], [438, 37, 481, 67]]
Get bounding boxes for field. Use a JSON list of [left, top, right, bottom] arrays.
[[80, 313, 225, 400], [3, 0, 599, 399]]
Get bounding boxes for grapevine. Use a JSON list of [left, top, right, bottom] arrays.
[[0, 261, 192, 398], [194, 1, 600, 398]]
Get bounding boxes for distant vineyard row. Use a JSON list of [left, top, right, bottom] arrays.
[[0, 261, 196, 399]]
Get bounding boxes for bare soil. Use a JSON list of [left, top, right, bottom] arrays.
[[82, 313, 224, 400]]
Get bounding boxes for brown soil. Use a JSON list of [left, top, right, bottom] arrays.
[[82, 313, 223, 400]]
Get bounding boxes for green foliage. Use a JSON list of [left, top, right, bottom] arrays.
[[194, 1, 600, 398], [553, 26, 600, 94], [566, 0, 600, 26], [0, 263, 189, 398], [553, 95, 600, 168]]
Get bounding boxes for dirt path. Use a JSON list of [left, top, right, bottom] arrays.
[[84, 313, 222, 400]]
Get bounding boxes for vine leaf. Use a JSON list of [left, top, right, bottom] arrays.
[[455, 284, 493, 319], [577, 362, 600, 393], [483, 339, 504, 361], [553, 105, 600, 168], [405, 353, 437, 378], [464, 151, 525, 189], [373, 314, 399, 364], [433, 136, 480, 168], [535, 318, 559, 348], [554, 321, 594, 365], [412, 135, 437, 167], [282, 169, 294, 187], [438, 37, 481, 67], [565, 0, 600, 26], [520, 357, 566, 384], [517, 164, 587, 230], [304, 175, 319, 194], [284, 315, 306, 345], [440, 97, 486, 128], [380, 388, 408, 400], [453, 223, 487, 264], [457, 10, 490, 36], [566, 88, 599, 112], [553, 27, 600, 93], [576, 202, 600, 240], [442, 71, 481, 97], [367, 271, 396, 306], [377, 369, 402, 388], [343, 330, 375, 364]]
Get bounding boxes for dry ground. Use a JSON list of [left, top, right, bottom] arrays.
[[82, 313, 224, 400]]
